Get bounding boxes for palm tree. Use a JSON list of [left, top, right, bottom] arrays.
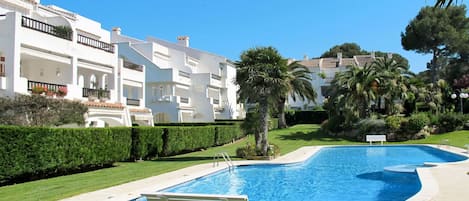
[[276, 61, 317, 129], [435, 0, 457, 8], [372, 57, 410, 115], [235, 46, 287, 155]]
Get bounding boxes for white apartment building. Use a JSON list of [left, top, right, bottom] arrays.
[[0, 0, 153, 127], [112, 29, 244, 122], [288, 52, 389, 110]]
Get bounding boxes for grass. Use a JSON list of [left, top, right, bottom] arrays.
[[1, 124, 469, 201]]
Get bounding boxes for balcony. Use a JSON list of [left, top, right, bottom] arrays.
[[210, 73, 222, 87], [180, 97, 189, 104], [126, 98, 140, 106], [77, 34, 114, 53], [82, 88, 110, 99], [123, 61, 143, 72], [27, 80, 67, 95], [21, 16, 72, 41]]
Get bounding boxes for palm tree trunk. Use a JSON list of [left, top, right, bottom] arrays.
[[277, 97, 288, 129], [258, 99, 270, 156]]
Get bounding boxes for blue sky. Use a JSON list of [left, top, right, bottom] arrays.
[[40, 0, 463, 73]]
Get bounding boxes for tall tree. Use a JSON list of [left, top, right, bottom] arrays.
[[401, 6, 469, 84], [235, 46, 287, 155], [320, 43, 368, 58], [372, 57, 410, 115], [276, 61, 316, 128]]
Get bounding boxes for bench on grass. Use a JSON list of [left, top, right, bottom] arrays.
[[366, 135, 386, 145]]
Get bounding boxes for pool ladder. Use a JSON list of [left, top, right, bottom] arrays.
[[213, 152, 234, 172]]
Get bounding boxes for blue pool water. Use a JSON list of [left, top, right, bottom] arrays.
[[157, 146, 466, 201]]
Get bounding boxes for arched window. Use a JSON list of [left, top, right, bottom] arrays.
[[90, 74, 97, 89], [102, 74, 108, 89], [78, 75, 84, 87]]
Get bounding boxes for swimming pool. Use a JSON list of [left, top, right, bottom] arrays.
[[155, 146, 466, 201]]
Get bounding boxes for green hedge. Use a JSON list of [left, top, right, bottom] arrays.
[[1, 124, 243, 184], [131, 127, 165, 160], [215, 125, 243, 145], [0, 126, 131, 185], [163, 126, 216, 156]]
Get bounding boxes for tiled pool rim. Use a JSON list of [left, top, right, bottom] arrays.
[[60, 144, 469, 201]]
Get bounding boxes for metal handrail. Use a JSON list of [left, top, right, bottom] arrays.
[[213, 152, 234, 172]]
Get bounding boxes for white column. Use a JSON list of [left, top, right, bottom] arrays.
[[141, 64, 146, 107], [8, 13, 22, 96], [117, 58, 123, 103]]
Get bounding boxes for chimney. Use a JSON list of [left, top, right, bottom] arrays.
[[387, 53, 393, 59], [337, 52, 343, 66], [177, 36, 190, 47], [303, 54, 309, 60], [112, 27, 121, 35]]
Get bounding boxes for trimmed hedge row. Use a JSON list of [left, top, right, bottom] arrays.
[[0, 126, 131, 184], [131, 125, 244, 159], [1, 124, 243, 184]]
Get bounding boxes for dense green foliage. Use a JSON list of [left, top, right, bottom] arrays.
[[0, 126, 131, 185], [235, 46, 288, 155], [0, 95, 88, 126], [0, 124, 243, 185], [401, 6, 469, 84], [285, 110, 328, 125], [406, 113, 431, 133], [131, 127, 165, 160]]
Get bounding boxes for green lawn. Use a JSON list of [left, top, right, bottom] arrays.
[[1, 124, 469, 201]]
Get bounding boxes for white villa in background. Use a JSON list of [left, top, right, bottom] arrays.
[[112, 29, 245, 122], [288, 52, 391, 110], [0, 0, 153, 127]]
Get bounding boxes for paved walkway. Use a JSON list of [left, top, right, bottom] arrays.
[[61, 145, 469, 201]]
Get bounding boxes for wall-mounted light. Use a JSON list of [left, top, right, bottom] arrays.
[[56, 68, 61, 77]]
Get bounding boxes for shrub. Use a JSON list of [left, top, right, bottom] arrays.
[[0, 126, 131, 185], [321, 115, 344, 134], [285, 110, 328, 125], [405, 113, 430, 134], [163, 126, 216, 156], [435, 113, 465, 132], [235, 143, 280, 159], [385, 115, 403, 132], [131, 127, 165, 160], [356, 118, 386, 136], [215, 125, 243, 145]]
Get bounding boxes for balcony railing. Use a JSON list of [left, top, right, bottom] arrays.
[[211, 74, 221, 80], [77, 34, 114, 53], [179, 70, 191, 78], [82, 88, 110, 99], [21, 16, 72, 41], [126, 98, 140, 106], [27, 80, 67, 93], [180, 97, 189, 104], [123, 61, 143, 72]]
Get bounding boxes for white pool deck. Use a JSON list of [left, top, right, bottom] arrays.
[[61, 145, 469, 201]]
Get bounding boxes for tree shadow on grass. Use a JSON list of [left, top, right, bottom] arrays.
[[153, 156, 214, 162], [276, 130, 355, 142]]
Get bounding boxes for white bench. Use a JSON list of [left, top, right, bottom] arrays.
[[366, 135, 386, 145]]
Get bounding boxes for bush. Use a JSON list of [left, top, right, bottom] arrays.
[[434, 113, 465, 133], [215, 125, 243, 145], [405, 113, 430, 134], [131, 127, 165, 160], [0, 126, 132, 185], [235, 143, 280, 159], [285, 110, 328, 125], [163, 126, 216, 156], [356, 118, 386, 135], [385, 115, 403, 132], [321, 115, 344, 134]]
